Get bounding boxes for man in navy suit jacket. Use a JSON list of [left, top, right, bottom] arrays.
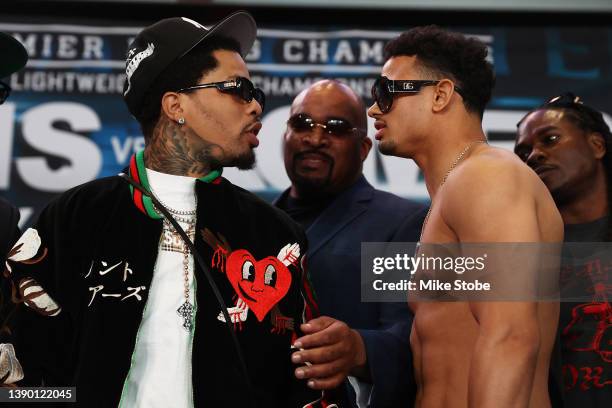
[[275, 80, 426, 407]]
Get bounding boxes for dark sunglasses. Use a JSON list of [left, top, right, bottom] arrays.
[[287, 113, 360, 136], [543, 92, 582, 107], [176, 76, 265, 112], [371, 76, 464, 113], [0, 81, 11, 105]]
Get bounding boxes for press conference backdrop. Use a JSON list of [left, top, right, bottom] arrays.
[[1, 18, 611, 226]]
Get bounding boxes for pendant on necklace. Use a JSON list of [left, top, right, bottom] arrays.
[[177, 301, 194, 331]]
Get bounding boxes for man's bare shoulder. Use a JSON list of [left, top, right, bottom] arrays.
[[439, 145, 562, 242], [444, 145, 542, 201]]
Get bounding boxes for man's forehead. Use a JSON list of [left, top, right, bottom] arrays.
[[201, 49, 249, 79], [520, 109, 566, 132], [517, 109, 568, 147], [292, 86, 358, 117], [382, 55, 420, 79]]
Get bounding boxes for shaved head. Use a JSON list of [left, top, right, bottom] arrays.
[[283, 79, 372, 198], [292, 80, 367, 133]]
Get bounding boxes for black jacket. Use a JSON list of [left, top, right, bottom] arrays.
[[4, 159, 335, 407], [0, 197, 20, 345], [0, 197, 20, 265]]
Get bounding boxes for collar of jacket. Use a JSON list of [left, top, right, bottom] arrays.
[[127, 150, 223, 219]]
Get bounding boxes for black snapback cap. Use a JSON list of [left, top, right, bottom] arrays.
[[123, 10, 256, 117], [0, 32, 28, 78]]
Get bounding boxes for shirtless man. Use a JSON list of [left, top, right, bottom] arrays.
[[367, 25, 563, 407]]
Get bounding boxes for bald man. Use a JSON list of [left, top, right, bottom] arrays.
[[275, 80, 427, 407]]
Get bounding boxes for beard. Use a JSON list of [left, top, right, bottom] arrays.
[[290, 151, 334, 196], [378, 139, 397, 156], [233, 149, 256, 170], [212, 147, 256, 170]]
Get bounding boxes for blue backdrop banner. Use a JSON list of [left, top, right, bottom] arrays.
[[0, 20, 611, 226]]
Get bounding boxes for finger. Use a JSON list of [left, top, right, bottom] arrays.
[[292, 343, 345, 365], [294, 321, 348, 349], [307, 375, 346, 390], [306, 374, 347, 390], [294, 360, 347, 382], [300, 315, 335, 334]]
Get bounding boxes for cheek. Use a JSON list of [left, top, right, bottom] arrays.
[[331, 144, 361, 175], [283, 138, 300, 164], [284, 136, 300, 154], [555, 149, 591, 175], [387, 109, 414, 138]]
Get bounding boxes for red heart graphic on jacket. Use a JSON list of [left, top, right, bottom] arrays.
[[226, 249, 292, 322]]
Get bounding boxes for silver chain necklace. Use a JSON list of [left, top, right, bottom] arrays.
[[152, 187, 197, 331], [419, 140, 487, 241], [154, 195, 196, 216]]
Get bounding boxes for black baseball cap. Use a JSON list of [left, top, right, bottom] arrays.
[[0, 32, 28, 78], [123, 10, 257, 117]]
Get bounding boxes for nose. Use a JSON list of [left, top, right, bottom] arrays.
[[367, 102, 381, 118], [526, 146, 547, 167], [301, 125, 329, 147], [248, 98, 263, 117]]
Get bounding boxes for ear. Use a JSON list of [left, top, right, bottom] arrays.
[[360, 135, 373, 162], [160, 91, 184, 123], [587, 131, 607, 160], [431, 79, 456, 113]]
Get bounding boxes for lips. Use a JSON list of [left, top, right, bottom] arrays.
[[532, 165, 556, 176], [293, 151, 332, 173], [244, 122, 262, 147], [295, 151, 332, 166], [374, 120, 386, 140]]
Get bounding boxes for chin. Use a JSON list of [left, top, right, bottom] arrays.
[[294, 175, 331, 193], [232, 150, 256, 170], [378, 140, 398, 156]]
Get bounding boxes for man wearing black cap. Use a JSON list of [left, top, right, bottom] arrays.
[[0, 31, 28, 386], [4, 12, 336, 407]]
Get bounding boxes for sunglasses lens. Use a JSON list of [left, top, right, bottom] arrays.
[[253, 88, 265, 111], [234, 77, 265, 111], [373, 77, 392, 113], [325, 119, 353, 135], [230, 77, 248, 101], [288, 114, 313, 131]]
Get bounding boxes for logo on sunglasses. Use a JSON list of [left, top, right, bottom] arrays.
[[402, 82, 415, 90]]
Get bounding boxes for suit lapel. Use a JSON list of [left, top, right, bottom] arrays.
[[306, 176, 373, 258]]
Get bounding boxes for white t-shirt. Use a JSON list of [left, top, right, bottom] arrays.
[[120, 168, 197, 408]]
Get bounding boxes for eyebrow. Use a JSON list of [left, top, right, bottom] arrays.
[[533, 125, 559, 135], [514, 124, 560, 153]]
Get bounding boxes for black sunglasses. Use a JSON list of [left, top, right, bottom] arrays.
[[543, 92, 583, 107], [176, 76, 265, 112], [371, 76, 464, 114], [0, 81, 11, 105], [287, 113, 360, 137]]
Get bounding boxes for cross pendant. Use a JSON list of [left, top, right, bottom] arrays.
[[177, 301, 194, 331]]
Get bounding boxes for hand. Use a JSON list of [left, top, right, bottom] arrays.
[[291, 316, 367, 389]]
